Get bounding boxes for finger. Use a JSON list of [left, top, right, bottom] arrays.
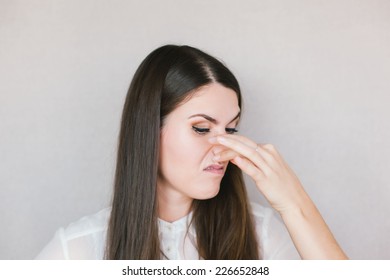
[[255, 144, 283, 168], [218, 134, 258, 149], [212, 136, 273, 175], [231, 156, 265, 186], [213, 149, 239, 162], [210, 134, 278, 167]]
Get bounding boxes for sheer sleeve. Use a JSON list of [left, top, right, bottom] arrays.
[[35, 208, 109, 260], [251, 203, 301, 260], [35, 228, 68, 259]]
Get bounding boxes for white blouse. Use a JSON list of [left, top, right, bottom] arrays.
[[35, 203, 300, 260]]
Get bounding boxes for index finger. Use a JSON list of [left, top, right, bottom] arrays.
[[209, 135, 271, 172], [210, 134, 257, 150]]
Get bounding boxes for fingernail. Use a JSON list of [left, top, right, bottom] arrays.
[[208, 137, 217, 143]]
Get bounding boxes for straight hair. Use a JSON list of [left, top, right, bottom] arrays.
[[106, 45, 260, 259]]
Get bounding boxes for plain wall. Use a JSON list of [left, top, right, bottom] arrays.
[[1, 0, 389, 259]]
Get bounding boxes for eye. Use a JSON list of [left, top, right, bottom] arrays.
[[192, 126, 210, 135], [225, 128, 238, 134]]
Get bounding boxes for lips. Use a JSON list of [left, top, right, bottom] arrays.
[[204, 164, 225, 175]]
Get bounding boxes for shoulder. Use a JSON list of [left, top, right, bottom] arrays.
[[62, 207, 110, 240], [36, 208, 111, 260], [250, 202, 281, 238], [250, 202, 280, 231], [249, 202, 301, 260], [250, 202, 277, 221]]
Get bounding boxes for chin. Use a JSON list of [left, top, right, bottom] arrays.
[[193, 184, 221, 200]]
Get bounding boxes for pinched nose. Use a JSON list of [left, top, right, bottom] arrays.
[[211, 143, 225, 155], [210, 144, 232, 166]]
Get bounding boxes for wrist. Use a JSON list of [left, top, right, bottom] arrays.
[[278, 190, 316, 220]]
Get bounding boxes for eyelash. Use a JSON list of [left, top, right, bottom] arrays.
[[192, 126, 238, 135]]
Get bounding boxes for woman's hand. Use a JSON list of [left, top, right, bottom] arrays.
[[209, 134, 308, 215], [209, 134, 348, 259]]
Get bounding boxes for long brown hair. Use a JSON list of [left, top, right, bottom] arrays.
[[106, 45, 259, 259]]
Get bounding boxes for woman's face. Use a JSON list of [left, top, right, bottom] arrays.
[[158, 83, 240, 202]]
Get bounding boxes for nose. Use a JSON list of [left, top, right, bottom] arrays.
[[209, 128, 231, 159], [211, 144, 225, 156], [210, 144, 229, 164]]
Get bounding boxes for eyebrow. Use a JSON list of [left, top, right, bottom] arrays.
[[188, 111, 241, 125]]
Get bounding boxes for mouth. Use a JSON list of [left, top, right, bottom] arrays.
[[203, 164, 225, 175]]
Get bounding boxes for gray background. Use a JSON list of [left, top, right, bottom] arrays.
[[1, 0, 389, 259]]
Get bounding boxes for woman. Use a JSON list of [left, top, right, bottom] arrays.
[[36, 45, 347, 260]]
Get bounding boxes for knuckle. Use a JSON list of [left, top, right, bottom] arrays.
[[262, 167, 272, 178], [253, 171, 263, 182], [251, 149, 259, 157], [263, 144, 275, 150]]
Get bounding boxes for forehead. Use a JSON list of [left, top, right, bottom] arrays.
[[176, 83, 240, 115]]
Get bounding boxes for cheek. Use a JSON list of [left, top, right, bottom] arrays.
[[160, 129, 210, 169]]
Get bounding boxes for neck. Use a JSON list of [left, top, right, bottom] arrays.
[[157, 184, 193, 223]]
